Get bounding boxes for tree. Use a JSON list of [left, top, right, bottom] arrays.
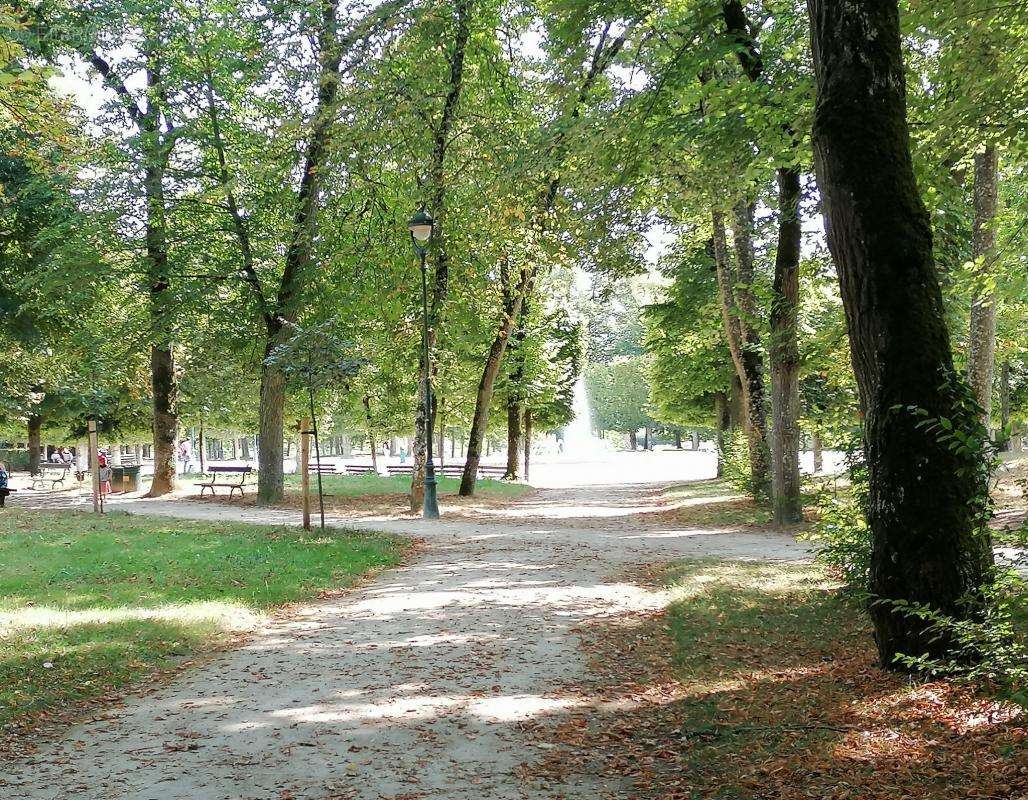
[[587, 357, 651, 446], [808, 0, 994, 667], [720, 0, 805, 524]]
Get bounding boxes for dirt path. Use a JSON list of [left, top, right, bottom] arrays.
[[2, 482, 809, 799]]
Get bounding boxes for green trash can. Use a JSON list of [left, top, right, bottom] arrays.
[[112, 465, 142, 493]]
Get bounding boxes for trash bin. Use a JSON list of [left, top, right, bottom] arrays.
[[113, 465, 142, 493]]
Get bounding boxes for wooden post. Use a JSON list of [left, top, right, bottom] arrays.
[[88, 420, 101, 513], [299, 418, 311, 531]]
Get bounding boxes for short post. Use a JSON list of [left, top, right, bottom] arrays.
[[88, 419, 101, 513], [300, 418, 312, 531]]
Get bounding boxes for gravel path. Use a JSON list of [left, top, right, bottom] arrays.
[[2, 482, 809, 799]]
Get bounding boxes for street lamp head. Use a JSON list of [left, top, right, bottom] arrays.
[[408, 209, 434, 243]]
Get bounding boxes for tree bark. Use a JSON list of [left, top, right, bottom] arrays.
[[729, 374, 744, 429], [27, 415, 42, 474], [714, 391, 730, 478], [809, 0, 994, 667], [967, 144, 999, 427], [722, 0, 801, 518], [523, 407, 533, 481], [364, 395, 378, 474], [300, 418, 311, 531], [258, 347, 286, 501], [505, 397, 521, 480], [79, 39, 177, 497], [198, 419, 205, 475], [460, 261, 529, 495], [770, 167, 804, 524], [258, 0, 343, 503], [143, 70, 176, 498], [674, 430, 682, 449], [812, 432, 823, 473], [628, 430, 637, 450], [711, 211, 771, 498]]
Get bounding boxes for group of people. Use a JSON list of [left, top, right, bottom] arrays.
[[48, 447, 76, 465]]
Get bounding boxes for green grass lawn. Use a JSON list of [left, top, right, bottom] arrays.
[[0, 509, 405, 735], [283, 471, 532, 499]]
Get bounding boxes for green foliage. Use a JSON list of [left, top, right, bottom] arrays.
[[719, 427, 755, 497], [586, 355, 651, 435]]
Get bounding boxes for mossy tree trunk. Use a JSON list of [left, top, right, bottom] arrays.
[[809, 0, 994, 667]]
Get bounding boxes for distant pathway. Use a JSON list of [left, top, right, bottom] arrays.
[[2, 482, 808, 800]]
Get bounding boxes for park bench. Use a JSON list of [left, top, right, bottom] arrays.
[[196, 465, 255, 498], [308, 462, 338, 476], [388, 463, 509, 480], [31, 462, 71, 490], [342, 464, 378, 475]]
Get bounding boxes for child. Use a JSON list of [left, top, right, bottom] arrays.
[[0, 461, 9, 507], [97, 454, 113, 496]]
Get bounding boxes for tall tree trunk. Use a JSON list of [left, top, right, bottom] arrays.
[[770, 167, 804, 524], [629, 430, 637, 450], [258, 333, 286, 503], [460, 262, 529, 495], [80, 42, 178, 497], [967, 144, 999, 427], [711, 212, 770, 499], [27, 415, 42, 474], [729, 374, 744, 428], [364, 395, 378, 474], [198, 418, 205, 475], [722, 0, 801, 516], [714, 391, 730, 478], [251, 0, 410, 503], [523, 407, 533, 481], [674, 430, 682, 449], [812, 432, 823, 473], [644, 425, 652, 450], [809, 0, 994, 667], [505, 397, 521, 480], [144, 146, 177, 497]]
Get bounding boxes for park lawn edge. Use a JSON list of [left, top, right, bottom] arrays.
[[0, 509, 414, 754]]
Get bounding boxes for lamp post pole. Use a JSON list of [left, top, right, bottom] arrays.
[[411, 210, 440, 519]]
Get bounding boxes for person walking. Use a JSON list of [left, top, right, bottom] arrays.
[[0, 461, 10, 507]]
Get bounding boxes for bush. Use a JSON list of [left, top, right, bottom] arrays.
[[719, 428, 756, 496], [0, 449, 30, 471]]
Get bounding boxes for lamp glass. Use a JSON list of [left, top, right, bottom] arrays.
[[410, 224, 432, 242]]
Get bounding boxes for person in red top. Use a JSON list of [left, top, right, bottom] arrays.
[[97, 454, 113, 496]]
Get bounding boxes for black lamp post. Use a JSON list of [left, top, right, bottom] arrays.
[[409, 209, 440, 519]]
